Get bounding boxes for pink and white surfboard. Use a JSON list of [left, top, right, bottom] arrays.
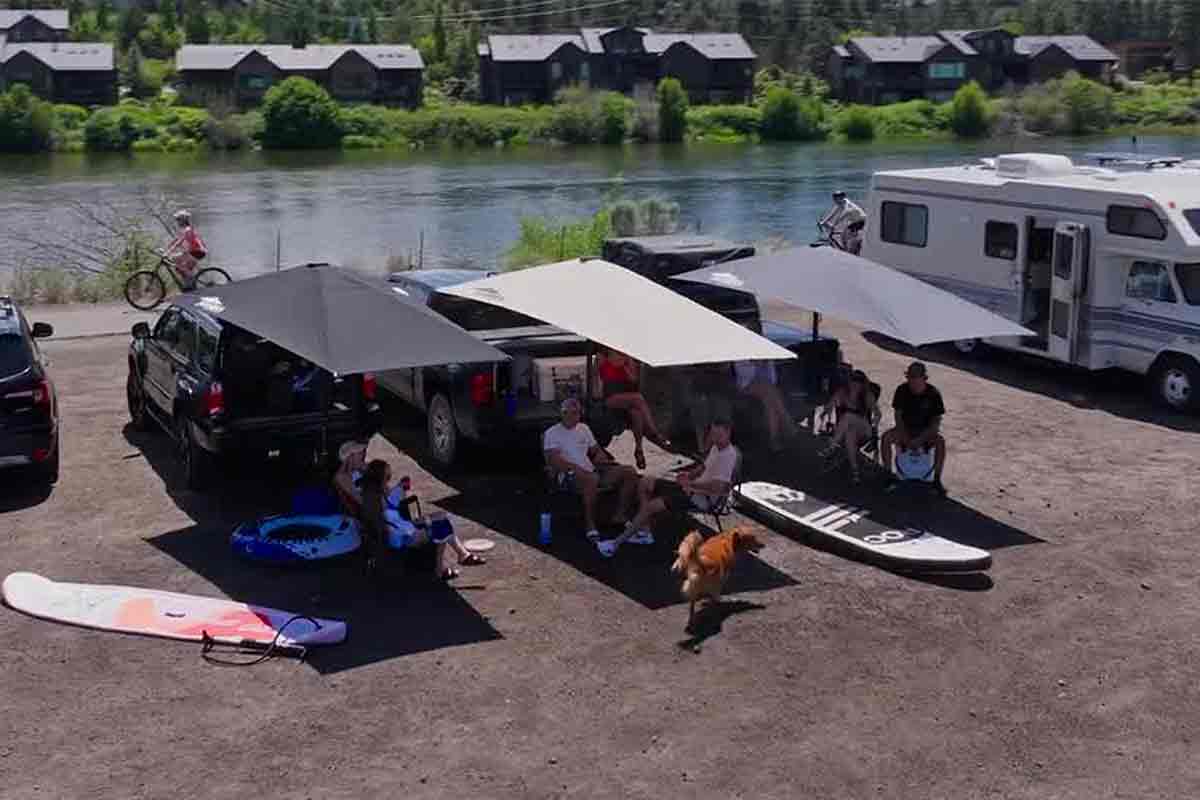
[[2, 572, 346, 648]]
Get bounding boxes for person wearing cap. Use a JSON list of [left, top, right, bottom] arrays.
[[597, 417, 739, 558], [881, 362, 948, 495], [543, 397, 639, 542], [162, 209, 207, 289], [333, 440, 370, 516], [819, 369, 880, 484], [818, 191, 866, 253]]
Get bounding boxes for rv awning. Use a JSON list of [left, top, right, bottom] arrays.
[[676, 247, 1033, 347], [442, 259, 795, 367]]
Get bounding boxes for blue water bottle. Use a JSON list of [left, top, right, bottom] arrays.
[[538, 512, 552, 545]]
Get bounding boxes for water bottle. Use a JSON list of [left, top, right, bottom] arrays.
[[538, 512, 552, 545]]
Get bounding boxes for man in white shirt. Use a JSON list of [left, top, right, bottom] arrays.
[[544, 397, 639, 541], [819, 191, 866, 253], [597, 418, 739, 558]]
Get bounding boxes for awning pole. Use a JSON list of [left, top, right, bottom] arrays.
[[812, 311, 820, 340]]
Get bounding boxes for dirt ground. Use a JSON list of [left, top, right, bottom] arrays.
[[2, 311, 1198, 800]]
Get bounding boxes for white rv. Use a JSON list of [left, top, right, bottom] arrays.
[[861, 153, 1200, 411]]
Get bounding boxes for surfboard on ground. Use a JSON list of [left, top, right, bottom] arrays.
[[2, 572, 346, 648], [735, 481, 991, 572]]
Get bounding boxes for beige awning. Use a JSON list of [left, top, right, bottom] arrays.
[[443, 259, 795, 367]]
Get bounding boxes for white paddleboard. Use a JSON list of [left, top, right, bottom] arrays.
[[2, 572, 346, 648], [735, 482, 991, 571]]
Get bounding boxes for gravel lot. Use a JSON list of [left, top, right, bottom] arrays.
[[1, 311, 1198, 800]]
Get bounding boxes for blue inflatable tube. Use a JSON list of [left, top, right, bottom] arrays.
[[231, 514, 362, 564]]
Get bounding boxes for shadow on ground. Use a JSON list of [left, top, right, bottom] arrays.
[[127, 425, 502, 674], [676, 599, 767, 652], [863, 333, 1200, 434], [0, 473, 54, 513]]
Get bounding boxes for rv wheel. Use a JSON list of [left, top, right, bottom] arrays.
[[1151, 355, 1199, 412], [953, 338, 982, 356]]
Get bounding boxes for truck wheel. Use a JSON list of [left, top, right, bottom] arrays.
[[176, 417, 208, 489], [953, 338, 983, 356], [127, 372, 151, 431], [427, 393, 459, 468], [1151, 354, 1199, 412]]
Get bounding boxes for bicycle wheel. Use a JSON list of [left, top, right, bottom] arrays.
[[124, 270, 167, 311], [193, 267, 232, 289]]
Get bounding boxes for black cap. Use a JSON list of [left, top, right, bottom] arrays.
[[905, 361, 928, 378]]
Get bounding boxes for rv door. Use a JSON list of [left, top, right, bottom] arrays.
[[1048, 223, 1089, 363]]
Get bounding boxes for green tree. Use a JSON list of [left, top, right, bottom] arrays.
[[949, 80, 991, 137], [159, 0, 178, 31], [96, 0, 112, 31], [117, 5, 146, 50], [366, 7, 379, 43], [0, 85, 53, 153], [656, 77, 689, 142], [759, 86, 825, 140], [261, 77, 343, 149], [1174, 0, 1200, 71], [1060, 72, 1114, 134], [289, 0, 316, 49], [184, 0, 211, 43], [433, 1, 448, 63]]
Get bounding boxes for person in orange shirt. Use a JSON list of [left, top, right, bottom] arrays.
[[163, 209, 207, 288]]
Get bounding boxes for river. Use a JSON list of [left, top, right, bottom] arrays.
[[2, 134, 1197, 279]]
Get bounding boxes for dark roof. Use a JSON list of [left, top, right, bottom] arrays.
[[483, 34, 585, 62], [0, 42, 114, 71], [176, 44, 423, 72], [0, 10, 69, 31], [643, 33, 755, 61], [483, 28, 754, 62], [848, 36, 949, 63], [1015, 35, 1117, 62]]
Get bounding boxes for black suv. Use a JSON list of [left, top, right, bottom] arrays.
[[0, 297, 58, 485], [127, 303, 381, 488]]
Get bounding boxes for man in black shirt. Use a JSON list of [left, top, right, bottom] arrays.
[[881, 361, 947, 495]]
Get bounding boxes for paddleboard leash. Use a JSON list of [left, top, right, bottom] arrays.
[[200, 615, 320, 666]]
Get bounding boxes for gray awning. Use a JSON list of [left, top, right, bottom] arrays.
[[442, 259, 795, 367], [676, 247, 1033, 347], [172, 264, 506, 375]]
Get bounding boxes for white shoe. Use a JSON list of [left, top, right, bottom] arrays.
[[585, 529, 601, 541], [596, 539, 618, 558], [627, 529, 654, 546]]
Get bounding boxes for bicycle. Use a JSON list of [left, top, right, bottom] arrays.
[[123, 250, 232, 311], [810, 222, 848, 251]]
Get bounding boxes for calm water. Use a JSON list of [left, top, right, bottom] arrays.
[[2, 135, 1197, 278]]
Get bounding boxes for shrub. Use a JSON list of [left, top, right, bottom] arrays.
[[687, 104, 761, 142], [504, 209, 613, 269], [949, 81, 992, 138], [759, 87, 825, 141], [260, 77, 343, 149], [1060, 72, 1114, 134], [656, 78, 689, 143], [597, 92, 632, 145], [0, 85, 54, 153], [84, 106, 154, 151], [837, 105, 876, 141], [202, 114, 251, 149], [53, 104, 90, 131]]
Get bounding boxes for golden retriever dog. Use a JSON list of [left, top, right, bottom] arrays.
[[671, 528, 764, 630]]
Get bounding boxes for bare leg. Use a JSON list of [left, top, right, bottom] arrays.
[[933, 435, 947, 481], [616, 468, 638, 521], [881, 428, 897, 476], [576, 471, 599, 532]]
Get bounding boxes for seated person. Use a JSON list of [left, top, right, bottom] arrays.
[[734, 355, 796, 453], [597, 347, 671, 469], [597, 418, 739, 558], [881, 361, 948, 496], [359, 459, 484, 579], [543, 397, 640, 542], [333, 440, 369, 516], [819, 370, 880, 485]]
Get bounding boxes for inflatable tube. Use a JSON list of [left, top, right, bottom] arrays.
[[231, 514, 362, 564]]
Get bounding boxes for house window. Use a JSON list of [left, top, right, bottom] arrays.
[[1174, 264, 1200, 305], [985, 221, 1018, 259], [928, 62, 965, 80], [239, 74, 272, 91], [881, 201, 928, 248], [580, 62, 590, 82], [1107, 205, 1166, 240], [550, 62, 563, 81], [1125, 260, 1176, 303]]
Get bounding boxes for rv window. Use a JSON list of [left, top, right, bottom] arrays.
[[1053, 233, 1074, 280], [1176, 264, 1200, 305], [880, 202, 928, 248], [984, 222, 1018, 260], [1185, 210, 1200, 237], [1125, 261, 1177, 303], [1106, 205, 1166, 240]]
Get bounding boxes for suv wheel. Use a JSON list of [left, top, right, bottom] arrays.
[[1151, 354, 1199, 412], [176, 417, 208, 489], [127, 372, 150, 431], [37, 435, 60, 485], [427, 393, 458, 468]]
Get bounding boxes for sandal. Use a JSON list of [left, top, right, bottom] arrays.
[[459, 553, 486, 567], [440, 567, 461, 580]]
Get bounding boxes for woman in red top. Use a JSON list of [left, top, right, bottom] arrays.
[[598, 348, 670, 469], [164, 209, 207, 288]]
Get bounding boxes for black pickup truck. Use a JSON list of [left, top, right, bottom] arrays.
[[126, 302, 380, 488]]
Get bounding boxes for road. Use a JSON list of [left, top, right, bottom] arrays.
[[1, 313, 1198, 799]]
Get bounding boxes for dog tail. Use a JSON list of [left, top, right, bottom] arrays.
[[672, 531, 704, 596]]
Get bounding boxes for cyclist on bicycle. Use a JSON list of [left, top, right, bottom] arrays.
[[818, 191, 866, 255], [163, 209, 207, 289]]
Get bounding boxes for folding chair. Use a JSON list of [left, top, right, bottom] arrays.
[[698, 446, 742, 533]]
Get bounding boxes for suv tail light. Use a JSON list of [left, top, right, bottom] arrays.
[[469, 372, 494, 407], [362, 372, 377, 402], [31, 379, 52, 415], [205, 382, 225, 417]]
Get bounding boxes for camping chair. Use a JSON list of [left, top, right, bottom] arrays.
[[698, 445, 743, 532]]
